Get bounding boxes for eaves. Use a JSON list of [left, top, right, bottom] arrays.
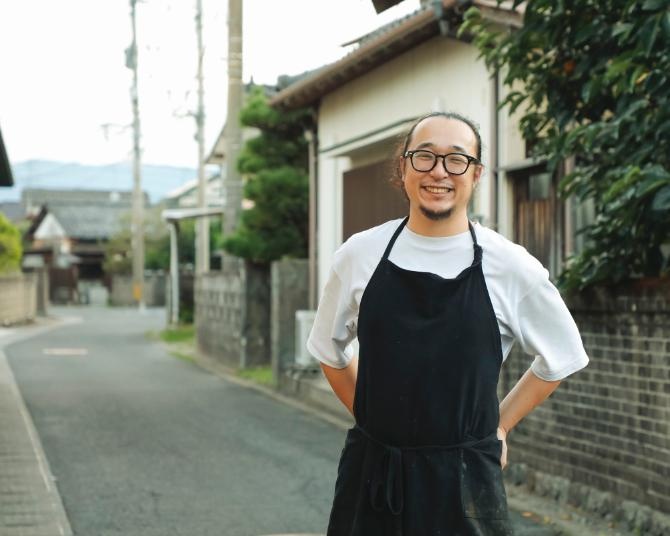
[[0, 127, 14, 187], [270, 0, 522, 111]]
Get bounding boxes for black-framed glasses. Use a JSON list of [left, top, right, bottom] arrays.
[[404, 149, 480, 175]]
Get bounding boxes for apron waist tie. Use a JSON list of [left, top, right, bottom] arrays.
[[354, 425, 498, 516]]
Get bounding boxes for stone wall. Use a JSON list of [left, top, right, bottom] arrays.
[[195, 257, 270, 369], [501, 283, 670, 534], [271, 259, 309, 384], [109, 272, 166, 307], [0, 273, 36, 325]]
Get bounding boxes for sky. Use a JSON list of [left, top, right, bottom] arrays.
[[0, 0, 421, 169]]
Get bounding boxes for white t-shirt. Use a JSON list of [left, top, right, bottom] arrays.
[[307, 218, 589, 381]]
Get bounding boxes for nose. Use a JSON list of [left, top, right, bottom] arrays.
[[429, 156, 449, 179]]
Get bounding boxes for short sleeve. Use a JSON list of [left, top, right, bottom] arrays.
[[515, 277, 589, 381], [306, 266, 357, 369]]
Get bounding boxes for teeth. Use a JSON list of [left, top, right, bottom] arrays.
[[425, 186, 454, 193]]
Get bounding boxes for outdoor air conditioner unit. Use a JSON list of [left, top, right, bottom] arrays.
[[294, 310, 318, 368]]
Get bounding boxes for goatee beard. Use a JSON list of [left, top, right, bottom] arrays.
[[420, 206, 453, 221]]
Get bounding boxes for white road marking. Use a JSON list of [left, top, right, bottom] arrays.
[[43, 348, 89, 356]]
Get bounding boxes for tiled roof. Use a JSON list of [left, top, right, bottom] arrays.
[[24, 189, 149, 240], [340, 4, 425, 47], [47, 201, 131, 240], [371, 0, 406, 14], [0, 128, 13, 187], [271, 0, 521, 110], [22, 188, 139, 207]]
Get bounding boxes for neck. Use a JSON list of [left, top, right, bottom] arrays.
[[406, 208, 470, 237]]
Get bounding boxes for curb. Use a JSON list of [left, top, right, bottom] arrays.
[[0, 348, 73, 536], [185, 348, 641, 536], [193, 352, 354, 431]]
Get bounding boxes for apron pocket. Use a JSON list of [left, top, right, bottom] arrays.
[[459, 442, 509, 520]]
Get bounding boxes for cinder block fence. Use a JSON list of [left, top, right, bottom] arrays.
[[0, 273, 37, 325], [194, 257, 308, 373]]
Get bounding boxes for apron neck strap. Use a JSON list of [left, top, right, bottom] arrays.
[[382, 217, 409, 260], [469, 220, 482, 265], [382, 217, 481, 262]]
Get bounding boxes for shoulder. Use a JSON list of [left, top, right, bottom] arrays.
[[475, 223, 549, 293], [332, 218, 404, 276]]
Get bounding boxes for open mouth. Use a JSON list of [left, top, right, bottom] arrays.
[[423, 185, 454, 194]]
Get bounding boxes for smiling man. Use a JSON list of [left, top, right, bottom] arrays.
[[308, 112, 589, 535]]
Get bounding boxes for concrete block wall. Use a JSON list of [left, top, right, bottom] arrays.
[[0, 273, 37, 325], [271, 259, 309, 383], [195, 268, 242, 367], [195, 257, 270, 369], [244, 261, 271, 368], [109, 273, 167, 307], [500, 284, 670, 534]]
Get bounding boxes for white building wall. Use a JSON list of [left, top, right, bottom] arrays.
[[317, 154, 350, 293], [34, 213, 66, 241], [315, 36, 524, 295]]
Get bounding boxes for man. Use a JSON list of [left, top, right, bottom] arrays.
[[307, 112, 589, 535]]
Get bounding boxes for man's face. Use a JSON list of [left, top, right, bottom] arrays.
[[400, 116, 482, 224]]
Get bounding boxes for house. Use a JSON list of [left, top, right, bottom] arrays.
[[163, 173, 224, 209], [268, 2, 670, 530], [0, 127, 13, 187], [371, 0, 405, 13], [23, 189, 148, 302], [271, 0, 587, 295]]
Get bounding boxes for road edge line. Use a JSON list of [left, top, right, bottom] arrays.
[[0, 348, 74, 536]]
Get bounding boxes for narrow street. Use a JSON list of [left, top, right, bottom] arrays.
[[2, 306, 570, 536], [5, 306, 340, 536]]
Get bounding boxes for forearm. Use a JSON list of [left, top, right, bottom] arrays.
[[320, 356, 358, 416], [498, 367, 561, 435]]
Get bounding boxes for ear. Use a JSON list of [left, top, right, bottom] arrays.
[[399, 155, 406, 181], [473, 162, 484, 185]]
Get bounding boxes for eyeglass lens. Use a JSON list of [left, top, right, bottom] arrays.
[[411, 151, 470, 174]]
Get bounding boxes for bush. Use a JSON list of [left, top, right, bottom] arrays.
[[0, 213, 22, 274]]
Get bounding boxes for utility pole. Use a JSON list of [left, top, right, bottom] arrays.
[[223, 0, 243, 236], [195, 0, 209, 273], [128, 0, 145, 310]]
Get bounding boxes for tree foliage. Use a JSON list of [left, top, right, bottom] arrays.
[[222, 85, 312, 263], [103, 207, 220, 274], [462, 0, 670, 291], [0, 212, 22, 274]]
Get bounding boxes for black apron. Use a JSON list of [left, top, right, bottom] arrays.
[[327, 217, 513, 536]]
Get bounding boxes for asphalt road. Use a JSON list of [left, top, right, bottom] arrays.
[[6, 306, 341, 536], [5, 305, 562, 536]]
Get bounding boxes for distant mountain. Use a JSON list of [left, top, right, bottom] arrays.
[[0, 160, 198, 204]]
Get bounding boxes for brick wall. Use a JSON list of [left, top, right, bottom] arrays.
[[500, 283, 670, 533], [0, 273, 36, 325]]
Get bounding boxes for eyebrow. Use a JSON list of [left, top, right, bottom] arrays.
[[415, 141, 468, 153]]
